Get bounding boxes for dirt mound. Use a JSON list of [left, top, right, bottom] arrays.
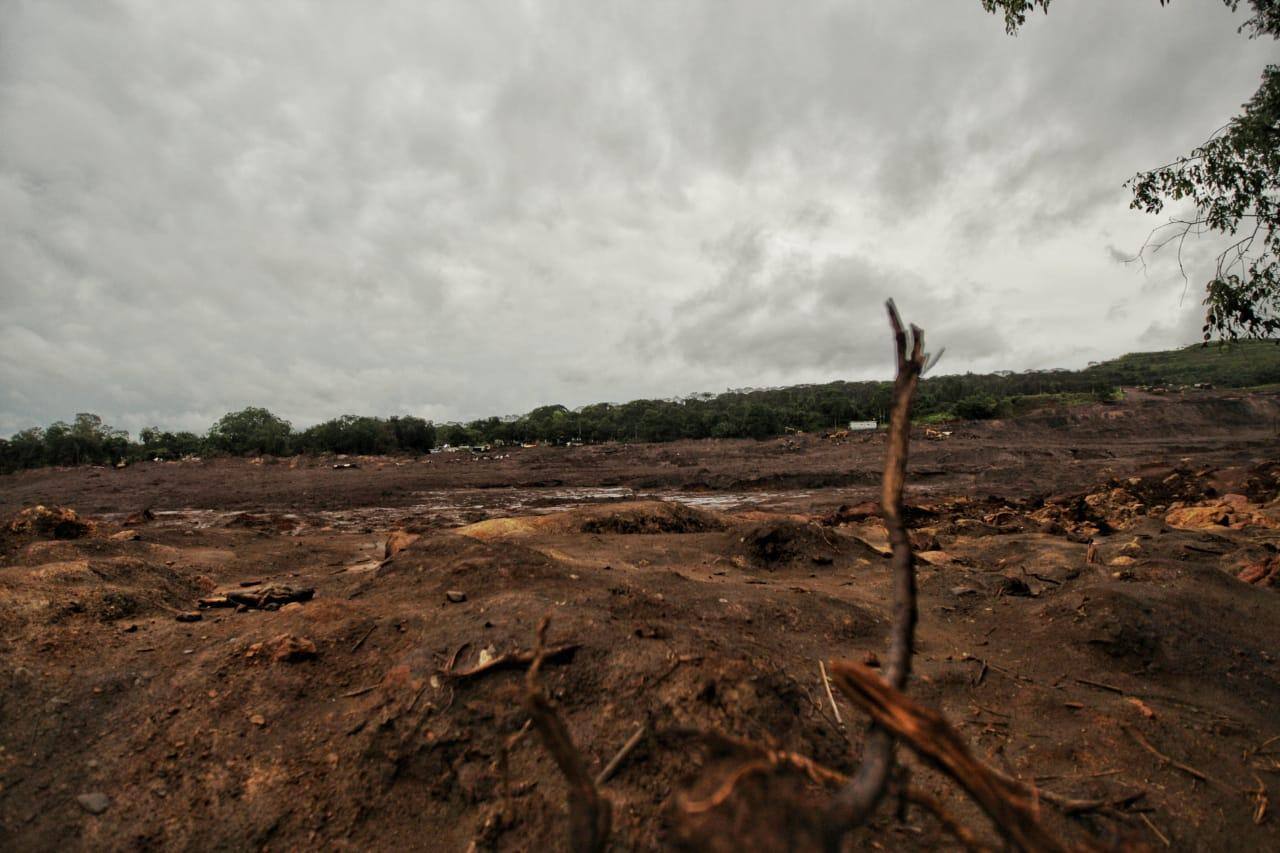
[[458, 501, 726, 540], [577, 501, 725, 534], [6, 505, 92, 540], [735, 519, 881, 569], [0, 553, 205, 630]]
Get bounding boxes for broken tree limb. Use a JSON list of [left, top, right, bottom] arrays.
[[829, 661, 1072, 853], [900, 786, 992, 853], [438, 641, 580, 680], [823, 300, 927, 847], [985, 765, 1145, 816], [523, 617, 611, 853]]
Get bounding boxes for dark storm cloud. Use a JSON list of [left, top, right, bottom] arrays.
[[0, 1, 1273, 435], [659, 226, 1003, 379]]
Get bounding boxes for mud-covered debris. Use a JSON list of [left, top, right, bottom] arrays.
[[8, 505, 92, 540], [909, 530, 941, 551], [823, 501, 880, 525], [822, 500, 938, 527], [198, 585, 315, 610], [75, 792, 110, 815], [271, 634, 318, 662], [110, 529, 141, 541], [384, 530, 420, 560], [225, 512, 303, 533], [1243, 460, 1280, 504], [174, 611, 202, 623], [1166, 496, 1279, 531], [1166, 505, 1231, 529], [1239, 557, 1279, 587], [1119, 538, 1144, 557], [122, 508, 155, 526], [982, 509, 1022, 528], [996, 576, 1032, 597]]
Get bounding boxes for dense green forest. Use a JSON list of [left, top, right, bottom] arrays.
[[3, 341, 1277, 472]]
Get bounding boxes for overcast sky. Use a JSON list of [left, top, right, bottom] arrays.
[[1, 1, 1274, 435]]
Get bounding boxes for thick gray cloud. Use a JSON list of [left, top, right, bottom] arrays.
[[1, 0, 1273, 434]]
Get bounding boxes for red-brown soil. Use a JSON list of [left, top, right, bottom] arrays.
[[1, 388, 1278, 850]]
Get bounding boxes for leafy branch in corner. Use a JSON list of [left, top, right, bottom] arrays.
[[983, 0, 1280, 340]]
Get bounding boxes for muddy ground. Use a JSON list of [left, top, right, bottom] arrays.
[[1, 388, 1278, 851]]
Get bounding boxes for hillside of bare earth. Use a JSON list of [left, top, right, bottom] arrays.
[[0, 388, 1277, 850]]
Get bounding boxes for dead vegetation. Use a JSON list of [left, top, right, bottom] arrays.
[[493, 304, 1127, 850]]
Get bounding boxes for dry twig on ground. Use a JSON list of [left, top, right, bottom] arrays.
[[439, 641, 580, 680]]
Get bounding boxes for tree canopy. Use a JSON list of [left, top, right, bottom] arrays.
[[982, 0, 1280, 339], [3, 341, 1279, 473]]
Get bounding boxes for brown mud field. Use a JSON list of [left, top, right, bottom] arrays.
[[1, 388, 1278, 851]]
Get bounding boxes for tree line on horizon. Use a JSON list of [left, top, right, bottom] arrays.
[[2, 341, 1277, 473]]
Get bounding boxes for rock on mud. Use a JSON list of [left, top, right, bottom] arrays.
[[75, 793, 110, 815]]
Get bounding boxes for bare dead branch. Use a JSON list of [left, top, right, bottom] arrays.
[[823, 299, 927, 846], [984, 765, 1145, 816], [1122, 725, 1219, 789], [829, 661, 1073, 853], [523, 617, 611, 852], [439, 641, 580, 680]]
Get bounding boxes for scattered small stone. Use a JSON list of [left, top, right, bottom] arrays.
[[75, 792, 110, 814], [110, 529, 141, 541], [863, 651, 881, 668], [174, 612, 202, 623], [249, 713, 266, 727], [445, 590, 467, 603], [949, 586, 979, 597]]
